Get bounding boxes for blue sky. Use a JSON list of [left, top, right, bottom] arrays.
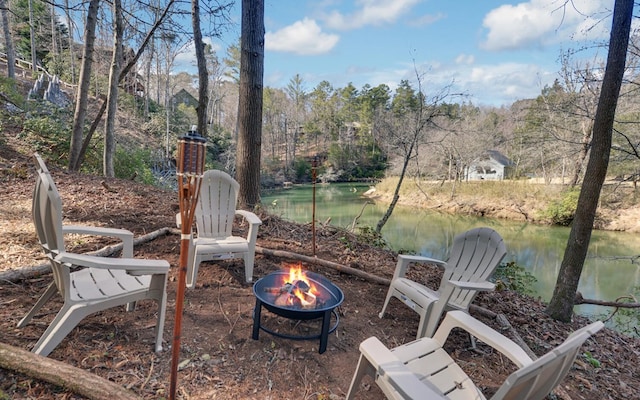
[[176, 0, 614, 107]]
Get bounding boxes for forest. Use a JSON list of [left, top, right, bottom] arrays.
[[2, 0, 640, 189]]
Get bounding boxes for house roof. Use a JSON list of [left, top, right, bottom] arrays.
[[483, 150, 514, 166]]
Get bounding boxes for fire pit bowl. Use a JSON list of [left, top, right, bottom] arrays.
[[252, 270, 344, 354]]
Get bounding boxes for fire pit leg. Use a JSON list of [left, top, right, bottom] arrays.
[[252, 298, 263, 340], [318, 309, 331, 354]]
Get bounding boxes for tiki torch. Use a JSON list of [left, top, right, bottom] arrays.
[[169, 126, 206, 400]]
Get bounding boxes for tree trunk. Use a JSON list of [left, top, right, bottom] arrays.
[[104, 0, 123, 177], [69, 0, 100, 171], [376, 140, 414, 233], [1, 0, 15, 79], [568, 121, 592, 187], [63, 0, 75, 82], [235, 0, 264, 209], [546, 0, 633, 322], [192, 0, 208, 137]]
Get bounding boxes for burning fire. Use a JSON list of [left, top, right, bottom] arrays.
[[275, 264, 319, 309]]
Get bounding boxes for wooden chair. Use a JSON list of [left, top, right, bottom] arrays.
[[177, 169, 262, 286], [17, 153, 169, 357], [347, 310, 604, 400], [379, 227, 506, 338]]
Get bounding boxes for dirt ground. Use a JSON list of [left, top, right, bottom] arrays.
[[1, 149, 640, 399]]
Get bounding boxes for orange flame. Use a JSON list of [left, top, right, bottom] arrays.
[[284, 264, 318, 308]]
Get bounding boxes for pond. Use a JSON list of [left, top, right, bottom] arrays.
[[262, 183, 640, 333]]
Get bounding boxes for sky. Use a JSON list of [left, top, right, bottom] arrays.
[[175, 0, 616, 107]]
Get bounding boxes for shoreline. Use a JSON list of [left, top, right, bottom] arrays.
[[365, 181, 640, 234]]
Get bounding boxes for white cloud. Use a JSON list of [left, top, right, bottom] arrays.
[[408, 12, 446, 28], [455, 54, 475, 65], [324, 0, 422, 30], [266, 18, 340, 55], [481, 0, 611, 51]]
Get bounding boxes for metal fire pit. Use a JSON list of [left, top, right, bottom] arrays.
[[252, 270, 344, 354]]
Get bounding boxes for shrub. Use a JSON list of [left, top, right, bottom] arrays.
[[114, 148, 156, 185], [540, 189, 580, 226], [492, 261, 537, 296]]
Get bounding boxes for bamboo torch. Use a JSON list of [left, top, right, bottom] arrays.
[[169, 127, 206, 400]]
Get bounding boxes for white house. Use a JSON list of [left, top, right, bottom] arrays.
[[465, 150, 514, 181]]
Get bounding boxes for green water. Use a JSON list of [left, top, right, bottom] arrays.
[[262, 183, 640, 332]]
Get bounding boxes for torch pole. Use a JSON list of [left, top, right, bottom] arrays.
[[311, 157, 317, 256], [169, 130, 206, 400]]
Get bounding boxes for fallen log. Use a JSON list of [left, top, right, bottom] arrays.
[[0, 342, 141, 400], [469, 304, 537, 360], [255, 246, 391, 286], [0, 227, 172, 283]]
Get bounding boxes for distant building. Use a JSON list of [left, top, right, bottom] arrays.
[[465, 150, 514, 181], [171, 89, 198, 109]]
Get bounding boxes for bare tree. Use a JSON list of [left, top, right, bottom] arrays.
[[546, 0, 633, 322], [69, 0, 100, 171], [103, 0, 124, 177], [0, 0, 15, 78], [375, 76, 451, 233], [73, 0, 176, 170], [235, 0, 264, 209], [192, 0, 207, 136]]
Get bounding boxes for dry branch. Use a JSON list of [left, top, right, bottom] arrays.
[[574, 292, 640, 308], [0, 227, 172, 283], [0, 342, 141, 400], [255, 246, 391, 286]]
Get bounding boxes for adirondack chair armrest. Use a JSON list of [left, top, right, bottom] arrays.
[[393, 254, 447, 280], [433, 310, 533, 368], [359, 337, 447, 399], [63, 225, 134, 258], [447, 280, 496, 292], [235, 210, 262, 226], [55, 252, 170, 275]]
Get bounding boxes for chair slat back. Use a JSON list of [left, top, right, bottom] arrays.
[[493, 321, 604, 400], [195, 170, 240, 239], [441, 227, 506, 308], [32, 154, 70, 297]]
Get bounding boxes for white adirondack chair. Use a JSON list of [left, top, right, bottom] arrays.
[[17, 153, 170, 357], [177, 169, 262, 286], [347, 310, 604, 400], [379, 227, 507, 339]]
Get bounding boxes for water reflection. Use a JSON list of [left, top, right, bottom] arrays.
[[262, 184, 640, 328]]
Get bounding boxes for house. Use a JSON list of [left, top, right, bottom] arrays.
[[465, 150, 514, 181], [171, 89, 198, 109]]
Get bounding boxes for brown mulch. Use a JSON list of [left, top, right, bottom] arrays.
[[1, 150, 639, 399]]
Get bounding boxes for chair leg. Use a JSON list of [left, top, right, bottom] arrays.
[[346, 353, 376, 400], [152, 276, 167, 353], [186, 253, 201, 289], [243, 253, 254, 283], [125, 301, 137, 312], [378, 287, 396, 319], [17, 282, 57, 328], [31, 303, 89, 357], [416, 311, 429, 339]]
